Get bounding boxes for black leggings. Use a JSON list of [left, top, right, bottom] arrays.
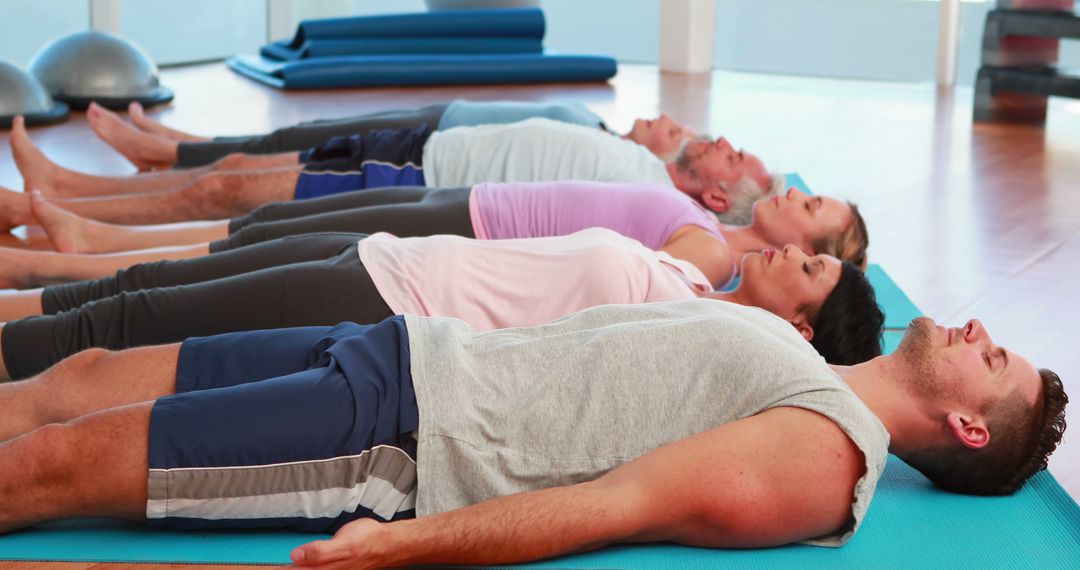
[[3, 238, 395, 380], [216, 186, 474, 251], [175, 104, 448, 168], [43, 232, 365, 313]]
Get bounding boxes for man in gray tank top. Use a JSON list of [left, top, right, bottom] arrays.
[[0, 299, 1066, 569]]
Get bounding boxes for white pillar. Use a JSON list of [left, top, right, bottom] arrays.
[[267, 0, 297, 43], [89, 0, 121, 33], [660, 0, 715, 74], [936, 0, 961, 86]]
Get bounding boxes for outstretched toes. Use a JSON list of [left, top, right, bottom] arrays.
[[87, 102, 176, 171], [128, 102, 206, 143]]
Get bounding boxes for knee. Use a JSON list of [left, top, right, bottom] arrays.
[[61, 347, 111, 371], [38, 348, 111, 386], [180, 172, 232, 213], [212, 153, 252, 171]]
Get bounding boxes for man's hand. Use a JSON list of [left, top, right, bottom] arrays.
[[290, 518, 386, 569]]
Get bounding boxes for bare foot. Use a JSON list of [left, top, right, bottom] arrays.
[[129, 102, 209, 143], [0, 185, 33, 233], [87, 102, 178, 171], [10, 116, 59, 195], [29, 191, 99, 254]]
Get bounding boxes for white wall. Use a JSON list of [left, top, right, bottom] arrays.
[[121, 0, 266, 64], [2, 0, 1077, 85], [0, 0, 88, 66]]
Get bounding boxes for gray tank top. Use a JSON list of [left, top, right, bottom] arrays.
[[405, 299, 889, 546]]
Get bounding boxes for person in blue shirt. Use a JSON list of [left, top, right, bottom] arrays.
[[85, 99, 696, 171]]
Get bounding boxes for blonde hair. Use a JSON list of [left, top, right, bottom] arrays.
[[811, 202, 869, 270]]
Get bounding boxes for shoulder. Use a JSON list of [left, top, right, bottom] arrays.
[[614, 405, 866, 549], [696, 407, 865, 546]]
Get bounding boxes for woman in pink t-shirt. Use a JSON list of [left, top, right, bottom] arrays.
[[3, 182, 866, 291], [0, 228, 882, 383]]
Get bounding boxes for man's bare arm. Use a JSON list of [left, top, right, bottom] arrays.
[[291, 406, 865, 569]]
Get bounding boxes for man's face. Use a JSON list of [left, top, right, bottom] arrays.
[[737, 245, 842, 322], [749, 188, 852, 253], [675, 136, 769, 189], [627, 114, 698, 161], [896, 317, 1041, 409]]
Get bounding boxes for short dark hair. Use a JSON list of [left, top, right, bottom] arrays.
[[904, 368, 1068, 496], [808, 261, 884, 365]]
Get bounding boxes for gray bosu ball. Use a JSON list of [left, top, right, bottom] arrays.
[[0, 59, 69, 129], [29, 31, 173, 111]]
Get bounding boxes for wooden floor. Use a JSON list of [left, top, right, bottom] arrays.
[[1, 62, 1079, 568]]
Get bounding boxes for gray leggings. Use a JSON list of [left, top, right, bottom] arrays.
[[175, 104, 448, 168], [216, 186, 474, 251], [3, 237, 394, 380]]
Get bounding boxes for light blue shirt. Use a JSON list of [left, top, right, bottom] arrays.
[[437, 99, 604, 131]]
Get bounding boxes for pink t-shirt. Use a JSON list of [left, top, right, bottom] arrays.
[[468, 181, 722, 249], [357, 228, 712, 331]]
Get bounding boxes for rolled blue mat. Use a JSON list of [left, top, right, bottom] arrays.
[[226, 53, 618, 90], [261, 37, 544, 61], [281, 8, 545, 49]]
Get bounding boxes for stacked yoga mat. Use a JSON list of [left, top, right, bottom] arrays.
[[1, 175, 1077, 567], [227, 8, 617, 89]]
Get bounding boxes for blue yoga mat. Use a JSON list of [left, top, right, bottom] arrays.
[[262, 37, 544, 61], [784, 172, 811, 194], [226, 53, 618, 90], [866, 264, 923, 330], [281, 8, 545, 46], [1, 458, 1076, 566]]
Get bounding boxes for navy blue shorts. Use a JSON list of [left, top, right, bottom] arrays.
[[294, 125, 431, 200], [146, 318, 418, 533]]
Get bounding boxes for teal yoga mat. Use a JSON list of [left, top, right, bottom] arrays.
[[784, 172, 811, 194], [2, 458, 1077, 566], [866, 264, 923, 330], [881, 330, 905, 355]]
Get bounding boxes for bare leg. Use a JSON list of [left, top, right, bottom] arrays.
[[0, 243, 212, 289], [33, 167, 301, 225], [0, 400, 152, 532], [86, 103, 181, 171], [0, 289, 42, 322], [129, 102, 210, 143], [0, 344, 179, 440], [0, 188, 33, 231], [32, 191, 229, 253], [14, 116, 211, 196], [14, 117, 301, 198]]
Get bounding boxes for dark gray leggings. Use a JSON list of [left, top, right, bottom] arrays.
[[43, 232, 365, 313], [216, 186, 474, 251], [175, 104, 448, 168], [3, 239, 395, 380]]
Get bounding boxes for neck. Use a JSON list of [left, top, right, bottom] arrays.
[[716, 227, 773, 276], [708, 289, 744, 305], [829, 356, 942, 456]]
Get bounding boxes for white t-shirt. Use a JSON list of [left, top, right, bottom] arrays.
[[421, 118, 673, 188], [357, 228, 711, 331]]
